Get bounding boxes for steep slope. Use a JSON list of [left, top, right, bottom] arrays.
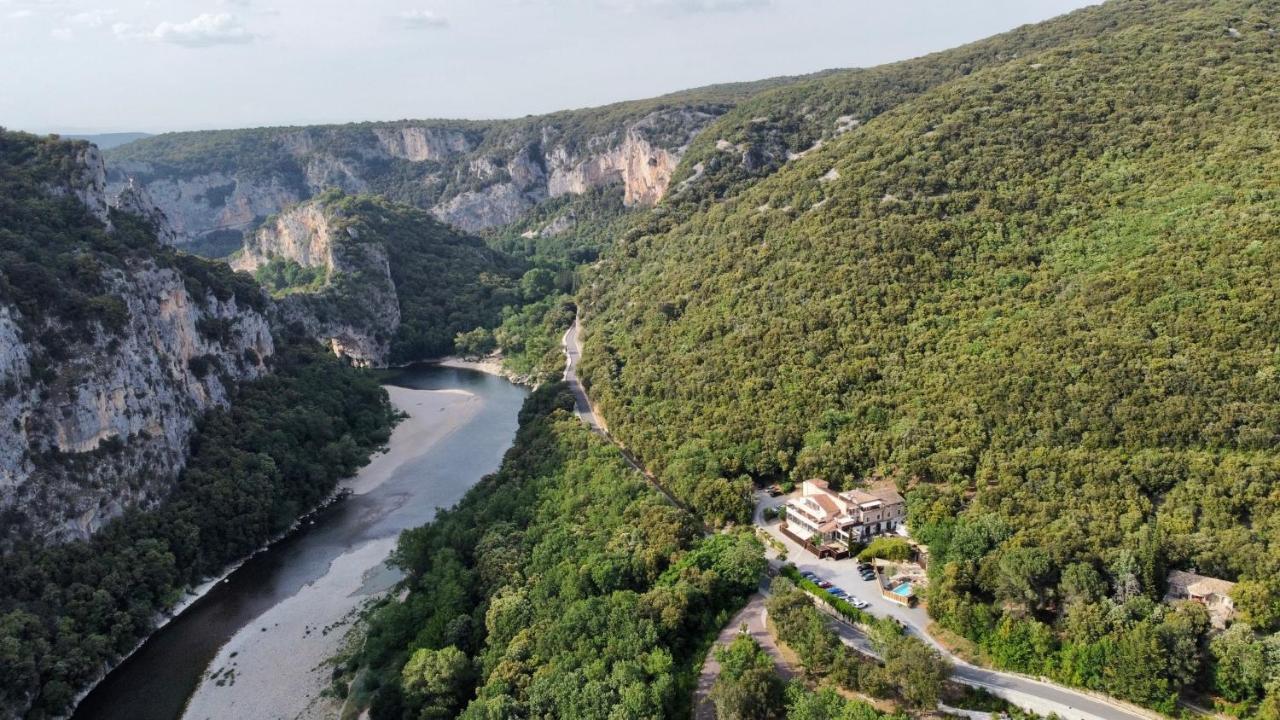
[[0, 131, 399, 719], [587, 0, 1280, 570], [581, 3, 1280, 708], [0, 130, 274, 546], [102, 76, 820, 254], [231, 191, 524, 366], [663, 0, 1165, 212]]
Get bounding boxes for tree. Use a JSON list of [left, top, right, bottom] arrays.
[[1059, 562, 1107, 607], [993, 546, 1055, 612], [1105, 621, 1176, 711], [709, 633, 784, 720], [882, 636, 951, 709], [1234, 580, 1280, 633], [857, 537, 912, 563], [454, 327, 496, 358], [1210, 624, 1268, 703], [1156, 601, 1209, 690], [519, 268, 557, 300], [402, 645, 473, 718]]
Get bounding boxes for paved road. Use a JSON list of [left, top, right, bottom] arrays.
[[563, 322, 1158, 720], [562, 318, 604, 433], [755, 492, 1160, 720], [693, 591, 798, 720]]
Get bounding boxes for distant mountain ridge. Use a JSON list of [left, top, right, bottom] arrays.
[[100, 74, 827, 253], [62, 132, 152, 150]]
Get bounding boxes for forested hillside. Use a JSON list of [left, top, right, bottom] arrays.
[[347, 383, 765, 718], [0, 131, 399, 718], [234, 191, 527, 365], [581, 0, 1280, 712], [665, 0, 1182, 212]]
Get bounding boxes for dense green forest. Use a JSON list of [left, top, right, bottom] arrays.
[[0, 339, 396, 717], [578, 0, 1280, 714], [347, 382, 765, 718], [0, 130, 399, 717]]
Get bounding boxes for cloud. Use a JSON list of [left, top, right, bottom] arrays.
[[395, 9, 448, 29], [604, 0, 769, 12], [66, 9, 113, 27], [7, 8, 34, 18], [151, 13, 255, 47], [49, 26, 72, 40]]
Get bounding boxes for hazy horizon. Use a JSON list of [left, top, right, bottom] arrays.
[[3, 0, 1098, 136]]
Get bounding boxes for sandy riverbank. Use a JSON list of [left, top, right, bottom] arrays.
[[434, 354, 532, 386], [181, 383, 483, 720]]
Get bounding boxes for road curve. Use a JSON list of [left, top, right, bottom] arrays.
[[563, 318, 1159, 720]]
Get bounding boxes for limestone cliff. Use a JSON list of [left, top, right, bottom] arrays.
[[232, 201, 401, 367], [0, 133, 275, 546], [104, 105, 724, 247]]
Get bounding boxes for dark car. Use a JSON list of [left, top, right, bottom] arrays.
[[817, 580, 833, 589]]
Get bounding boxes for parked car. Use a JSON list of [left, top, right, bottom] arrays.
[[801, 571, 817, 580], [850, 597, 869, 609], [830, 588, 847, 597], [817, 580, 833, 589]]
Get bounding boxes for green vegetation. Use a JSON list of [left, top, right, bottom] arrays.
[[0, 129, 398, 717], [253, 257, 327, 296], [577, 1, 1280, 715], [767, 582, 950, 710], [710, 633, 786, 719], [270, 191, 527, 363], [0, 130, 262, 367], [857, 538, 912, 563], [0, 339, 396, 717], [347, 382, 766, 718]]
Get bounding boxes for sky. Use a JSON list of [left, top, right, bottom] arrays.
[[1, 0, 1098, 134]]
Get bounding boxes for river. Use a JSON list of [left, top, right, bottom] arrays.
[[71, 364, 527, 720]]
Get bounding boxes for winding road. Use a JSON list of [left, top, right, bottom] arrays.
[[560, 315, 1160, 720]]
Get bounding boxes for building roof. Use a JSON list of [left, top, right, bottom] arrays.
[[1167, 570, 1235, 598]]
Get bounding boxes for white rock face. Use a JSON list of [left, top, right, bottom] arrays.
[[1, 150, 276, 545], [546, 127, 681, 207], [235, 202, 401, 367], [108, 108, 723, 244], [373, 126, 474, 162], [233, 202, 340, 273], [109, 163, 303, 245], [434, 182, 541, 233]]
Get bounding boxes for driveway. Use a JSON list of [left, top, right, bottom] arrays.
[[754, 491, 1161, 720], [693, 590, 798, 720]]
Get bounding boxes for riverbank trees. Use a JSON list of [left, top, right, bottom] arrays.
[[0, 340, 396, 717], [351, 382, 766, 719]]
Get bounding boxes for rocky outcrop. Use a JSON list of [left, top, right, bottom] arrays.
[[105, 106, 724, 247], [373, 126, 475, 162], [110, 178, 180, 245], [545, 112, 703, 206], [106, 163, 304, 248], [1, 146, 275, 545], [234, 201, 400, 367]]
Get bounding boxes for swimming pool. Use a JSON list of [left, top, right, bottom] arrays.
[[891, 583, 914, 597]]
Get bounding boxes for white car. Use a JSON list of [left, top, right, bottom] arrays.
[[850, 597, 869, 609]]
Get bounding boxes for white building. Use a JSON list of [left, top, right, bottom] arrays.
[[785, 479, 906, 544]]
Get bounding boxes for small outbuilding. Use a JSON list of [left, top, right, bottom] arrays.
[[1165, 570, 1236, 628]]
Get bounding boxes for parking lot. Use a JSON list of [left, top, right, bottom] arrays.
[[754, 490, 937, 645]]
